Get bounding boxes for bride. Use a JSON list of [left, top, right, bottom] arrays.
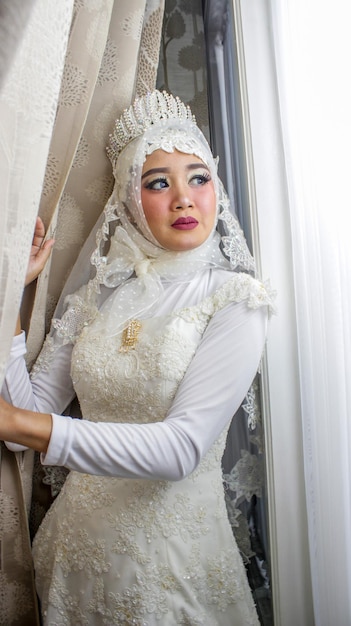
[[1, 90, 273, 625]]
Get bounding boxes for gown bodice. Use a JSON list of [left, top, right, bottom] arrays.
[[71, 311, 203, 426]]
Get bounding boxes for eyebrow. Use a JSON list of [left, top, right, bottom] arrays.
[[141, 163, 209, 179]]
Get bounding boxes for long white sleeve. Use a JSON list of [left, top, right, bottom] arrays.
[[43, 300, 268, 480], [2, 333, 76, 413], [2, 331, 76, 452]]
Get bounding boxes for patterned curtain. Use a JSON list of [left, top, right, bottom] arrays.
[[0, 2, 73, 624], [0, 1, 164, 623], [26, 0, 165, 367]]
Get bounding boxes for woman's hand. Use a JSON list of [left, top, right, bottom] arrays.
[[25, 216, 55, 286]]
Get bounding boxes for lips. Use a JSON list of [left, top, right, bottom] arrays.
[[171, 217, 199, 230]]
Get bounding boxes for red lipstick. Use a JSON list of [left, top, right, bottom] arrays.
[[171, 217, 198, 230]]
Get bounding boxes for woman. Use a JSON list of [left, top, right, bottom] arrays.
[[1, 90, 273, 625]]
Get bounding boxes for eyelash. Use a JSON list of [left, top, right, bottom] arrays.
[[192, 172, 211, 185], [144, 177, 168, 190], [144, 173, 211, 190]]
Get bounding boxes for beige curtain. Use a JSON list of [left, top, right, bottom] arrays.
[[26, 0, 165, 367], [29, 0, 165, 541], [0, 1, 164, 623], [0, 2, 74, 622]]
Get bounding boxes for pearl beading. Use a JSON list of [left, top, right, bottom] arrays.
[[107, 90, 196, 167]]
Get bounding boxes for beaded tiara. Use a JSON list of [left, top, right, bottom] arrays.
[[107, 90, 196, 168]]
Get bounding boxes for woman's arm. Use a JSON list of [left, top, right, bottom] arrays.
[[0, 396, 52, 453], [1, 333, 76, 451], [0, 300, 268, 479], [1, 215, 75, 451]]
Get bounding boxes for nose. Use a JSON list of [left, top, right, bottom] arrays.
[[171, 181, 194, 210]]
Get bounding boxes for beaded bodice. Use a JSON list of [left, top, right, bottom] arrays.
[[70, 272, 269, 429], [71, 313, 200, 425]]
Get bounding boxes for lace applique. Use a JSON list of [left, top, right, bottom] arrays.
[[30, 290, 98, 379], [242, 379, 261, 431], [175, 273, 275, 334], [60, 527, 111, 578], [111, 530, 151, 566], [38, 514, 111, 580], [184, 545, 258, 620], [223, 373, 267, 565], [83, 564, 181, 625], [51, 296, 97, 343], [225, 495, 255, 564], [223, 450, 264, 504], [45, 575, 90, 626], [219, 199, 256, 273], [30, 335, 56, 379], [42, 466, 70, 498], [108, 481, 210, 548], [107, 563, 180, 623]]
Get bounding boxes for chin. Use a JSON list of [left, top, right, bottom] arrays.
[[168, 240, 205, 252], [167, 233, 209, 252]]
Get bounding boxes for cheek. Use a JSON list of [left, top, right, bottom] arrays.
[[140, 191, 162, 230], [140, 190, 152, 223], [201, 187, 217, 222]]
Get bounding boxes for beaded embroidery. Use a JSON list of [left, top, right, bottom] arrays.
[[107, 90, 195, 167]]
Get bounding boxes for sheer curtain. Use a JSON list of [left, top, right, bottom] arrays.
[[269, 1, 351, 624]]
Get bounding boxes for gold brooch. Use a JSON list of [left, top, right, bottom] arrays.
[[119, 319, 141, 353]]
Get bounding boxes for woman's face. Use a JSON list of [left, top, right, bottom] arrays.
[[140, 149, 216, 251]]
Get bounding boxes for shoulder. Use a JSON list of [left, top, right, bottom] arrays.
[[174, 271, 275, 335], [214, 273, 275, 312], [200, 270, 275, 316]]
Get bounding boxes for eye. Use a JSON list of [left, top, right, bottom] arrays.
[[144, 177, 169, 190], [189, 172, 211, 186]]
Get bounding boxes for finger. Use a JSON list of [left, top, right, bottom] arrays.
[[32, 217, 47, 249], [37, 239, 55, 265], [42, 238, 55, 251], [34, 216, 46, 237]]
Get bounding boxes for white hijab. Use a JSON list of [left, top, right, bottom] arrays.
[[51, 100, 255, 343]]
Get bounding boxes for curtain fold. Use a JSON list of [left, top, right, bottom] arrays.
[[269, 1, 351, 623], [0, 1, 165, 623], [0, 0, 73, 387], [24, 0, 115, 366], [26, 0, 165, 368], [0, 3, 74, 622]]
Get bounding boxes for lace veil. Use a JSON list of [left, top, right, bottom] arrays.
[[48, 91, 256, 346]]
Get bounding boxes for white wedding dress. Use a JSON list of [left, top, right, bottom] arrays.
[[4, 271, 271, 625]]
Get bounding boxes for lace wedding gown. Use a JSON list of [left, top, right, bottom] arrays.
[[32, 275, 264, 625]]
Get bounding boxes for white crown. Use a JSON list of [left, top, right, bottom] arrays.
[[107, 90, 196, 167]]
